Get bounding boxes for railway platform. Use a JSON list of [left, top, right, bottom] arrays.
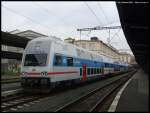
[[111, 69, 149, 112]]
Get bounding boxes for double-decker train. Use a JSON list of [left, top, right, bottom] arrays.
[[20, 36, 129, 91]]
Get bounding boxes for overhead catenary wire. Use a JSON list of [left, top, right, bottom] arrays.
[[2, 5, 51, 33], [83, 2, 103, 39], [2, 4, 70, 38], [97, 2, 110, 25], [84, 2, 104, 26], [110, 30, 132, 53], [84, 2, 113, 43], [33, 2, 79, 39], [99, 2, 123, 44], [34, 3, 78, 29], [97, 2, 124, 45], [109, 28, 121, 42], [97, 2, 120, 26], [97, 2, 119, 43], [84, 2, 124, 46]]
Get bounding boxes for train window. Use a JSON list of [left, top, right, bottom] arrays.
[[80, 68, 82, 76], [94, 68, 96, 74], [91, 68, 94, 75], [97, 68, 99, 74], [88, 68, 90, 75], [54, 55, 62, 65], [24, 54, 47, 66], [99, 68, 101, 73], [67, 57, 73, 66], [101, 68, 103, 73]]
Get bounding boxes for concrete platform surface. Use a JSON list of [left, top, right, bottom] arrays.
[[116, 69, 149, 112]]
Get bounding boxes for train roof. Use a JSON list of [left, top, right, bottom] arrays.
[[29, 37, 128, 66]]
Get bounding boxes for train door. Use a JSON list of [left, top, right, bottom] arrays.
[[82, 64, 87, 81]]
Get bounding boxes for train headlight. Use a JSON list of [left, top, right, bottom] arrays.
[[41, 72, 48, 76], [21, 72, 27, 76]]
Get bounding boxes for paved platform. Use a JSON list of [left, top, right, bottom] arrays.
[[115, 69, 149, 112]]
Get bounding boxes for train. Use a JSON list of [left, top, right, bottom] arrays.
[[20, 36, 129, 91]]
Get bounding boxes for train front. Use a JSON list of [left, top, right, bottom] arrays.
[[20, 37, 53, 92]]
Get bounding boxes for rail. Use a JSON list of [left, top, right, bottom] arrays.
[[55, 71, 136, 112]]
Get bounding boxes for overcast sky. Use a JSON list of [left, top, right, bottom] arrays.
[[2, 1, 133, 54]]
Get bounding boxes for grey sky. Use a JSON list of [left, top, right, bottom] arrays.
[[2, 1, 133, 54]]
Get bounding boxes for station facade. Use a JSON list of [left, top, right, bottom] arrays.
[[64, 37, 136, 65]]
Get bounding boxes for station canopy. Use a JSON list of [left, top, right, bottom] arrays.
[[116, 2, 149, 73]]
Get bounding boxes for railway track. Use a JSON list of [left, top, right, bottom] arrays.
[[1, 93, 49, 112], [1, 71, 136, 112], [55, 71, 136, 112]]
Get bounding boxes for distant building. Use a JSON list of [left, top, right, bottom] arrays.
[[90, 36, 99, 41], [65, 37, 120, 62], [64, 37, 75, 44], [64, 37, 136, 64], [51, 36, 62, 41], [119, 52, 137, 64]]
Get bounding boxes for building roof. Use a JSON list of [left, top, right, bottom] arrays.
[[10, 30, 48, 39], [75, 39, 119, 53], [9, 29, 21, 34], [119, 52, 132, 56], [2, 31, 30, 48], [64, 37, 75, 40]]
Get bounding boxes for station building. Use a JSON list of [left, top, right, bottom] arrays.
[[64, 37, 136, 65], [1, 30, 47, 72]]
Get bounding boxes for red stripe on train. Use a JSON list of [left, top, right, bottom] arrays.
[[48, 71, 78, 75], [27, 71, 78, 75], [27, 72, 41, 75]]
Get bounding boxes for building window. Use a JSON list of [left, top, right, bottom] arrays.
[[82, 43, 86, 48]]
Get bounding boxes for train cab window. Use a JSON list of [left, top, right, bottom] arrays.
[[54, 55, 62, 66], [67, 57, 73, 66], [24, 54, 47, 66]]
